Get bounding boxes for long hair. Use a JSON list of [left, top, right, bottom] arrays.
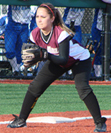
[[38, 3, 75, 37]]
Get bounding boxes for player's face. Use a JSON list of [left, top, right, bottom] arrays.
[[36, 7, 54, 34]]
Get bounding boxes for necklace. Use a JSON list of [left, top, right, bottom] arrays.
[[40, 27, 53, 44]]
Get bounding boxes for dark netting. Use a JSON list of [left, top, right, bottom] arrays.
[[0, 5, 110, 80]]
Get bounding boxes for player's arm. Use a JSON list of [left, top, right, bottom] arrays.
[[22, 33, 72, 67], [48, 36, 71, 65]]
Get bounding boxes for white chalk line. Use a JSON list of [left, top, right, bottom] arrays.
[[0, 115, 111, 125]]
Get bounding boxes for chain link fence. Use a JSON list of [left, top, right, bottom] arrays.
[[0, 5, 110, 80]]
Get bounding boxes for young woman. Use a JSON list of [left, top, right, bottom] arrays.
[[7, 3, 107, 132]]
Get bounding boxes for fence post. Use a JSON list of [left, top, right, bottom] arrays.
[[103, 4, 111, 81]]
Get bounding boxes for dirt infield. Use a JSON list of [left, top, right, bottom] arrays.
[[0, 79, 111, 85], [0, 79, 111, 133], [0, 110, 111, 133]]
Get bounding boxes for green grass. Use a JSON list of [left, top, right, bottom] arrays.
[[0, 83, 111, 115]]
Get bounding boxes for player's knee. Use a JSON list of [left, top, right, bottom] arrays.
[[28, 82, 45, 98], [28, 87, 41, 98], [76, 86, 92, 100]]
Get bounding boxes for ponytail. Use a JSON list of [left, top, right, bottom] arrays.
[[54, 8, 75, 36]]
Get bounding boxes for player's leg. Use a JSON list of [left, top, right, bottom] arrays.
[[19, 61, 68, 119], [15, 24, 29, 75], [91, 14, 102, 78], [72, 57, 107, 132], [5, 24, 18, 74], [7, 60, 68, 128]]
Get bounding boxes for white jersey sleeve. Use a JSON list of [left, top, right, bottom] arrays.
[[30, 32, 35, 43], [58, 31, 70, 44]]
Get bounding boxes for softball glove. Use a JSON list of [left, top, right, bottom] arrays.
[[22, 43, 48, 67]]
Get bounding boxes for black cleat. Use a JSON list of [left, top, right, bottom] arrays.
[[94, 117, 107, 132], [7, 114, 26, 128]]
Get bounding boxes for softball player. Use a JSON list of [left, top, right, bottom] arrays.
[[91, 8, 111, 78], [7, 3, 107, 132], [91, 9, 103, 78], [5, 5, 33, 76]]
